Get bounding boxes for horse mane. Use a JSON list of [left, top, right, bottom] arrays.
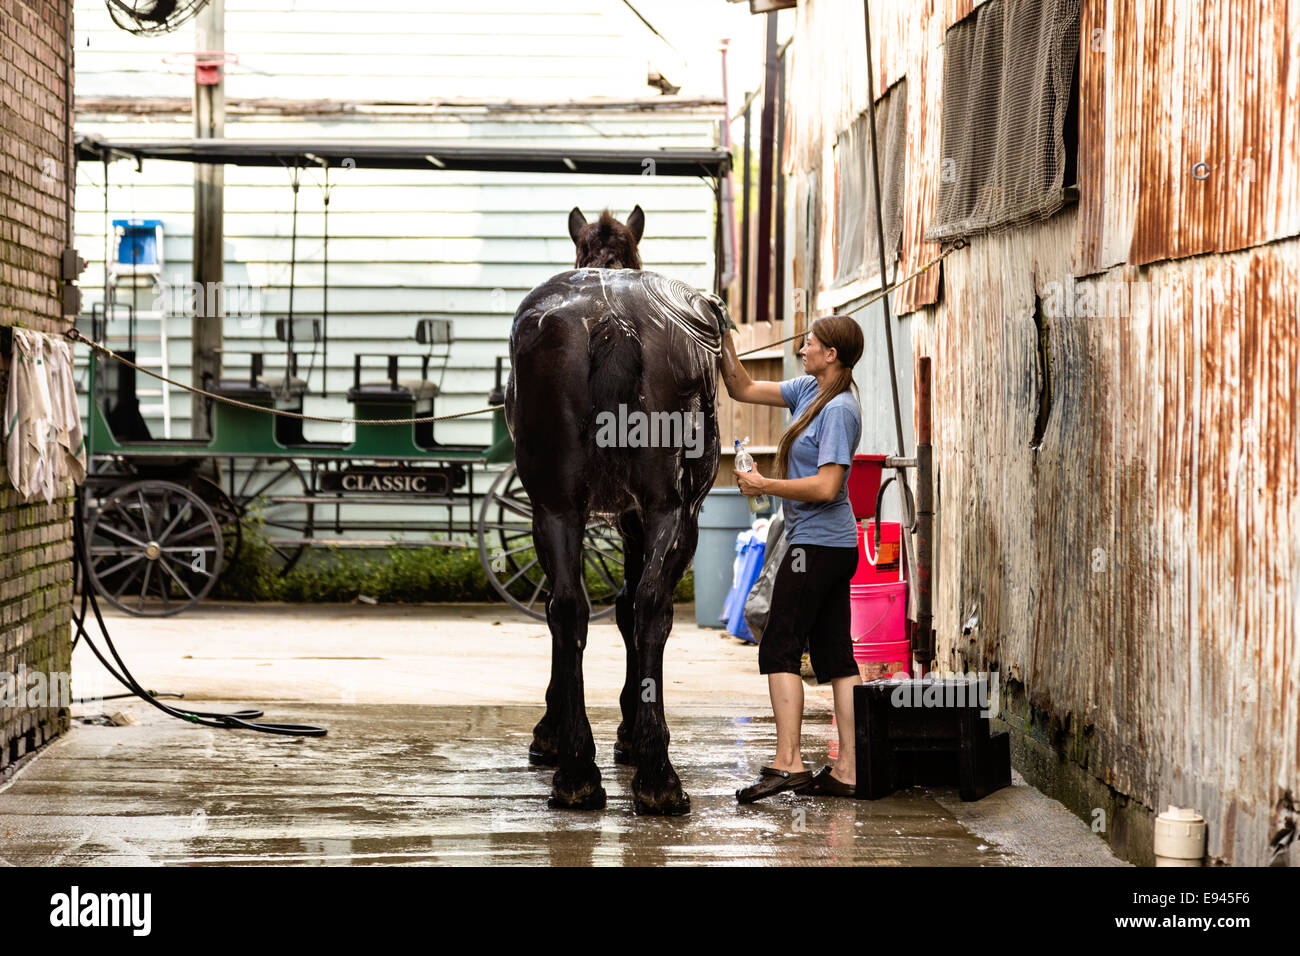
[[574, 209, 642, 270]]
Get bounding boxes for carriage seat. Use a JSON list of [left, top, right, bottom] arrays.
[[346, 318, 451, 406], [347, 376, 439, 403], [256, 371, 309, 397], [210, 352, 308, 403], [211, 318, 320, 402], [346, 356, 439, 405]]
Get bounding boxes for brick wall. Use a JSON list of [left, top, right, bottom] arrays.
[[0, 0, 75, 777], [1, 0, 72, 335], [0, 472, 74, 774]]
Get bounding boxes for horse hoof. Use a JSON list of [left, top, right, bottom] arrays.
[[549, 764, 605, 810], [613, 743, 636, 767], [548, 785, 607, 811], [633, 789, 691, 816]]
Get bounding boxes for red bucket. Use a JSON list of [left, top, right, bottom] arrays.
[[854, 640, 912, 681], [847, 454, 887, 520], [852, 520, 902, 584]]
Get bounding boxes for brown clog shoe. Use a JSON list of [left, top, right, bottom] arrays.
[[736, 766, 814, 803], [805, 765, 856, 797]]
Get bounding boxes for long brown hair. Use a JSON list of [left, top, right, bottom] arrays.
[[774, 314, 864, 479]]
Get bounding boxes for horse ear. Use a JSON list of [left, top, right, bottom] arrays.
[[568, 207, 588, 245], [626, 204, 645, 243]]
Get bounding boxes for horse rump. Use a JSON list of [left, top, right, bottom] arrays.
[[586, 312, 643, 516]]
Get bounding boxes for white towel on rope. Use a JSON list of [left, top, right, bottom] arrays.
[[3, 328, 84, 502], [47, 337, 86, 485]]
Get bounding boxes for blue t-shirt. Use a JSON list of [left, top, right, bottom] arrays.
[[777, 376, 862, 547]]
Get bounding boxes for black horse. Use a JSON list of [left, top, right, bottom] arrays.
[[505, 206, 725, 814]]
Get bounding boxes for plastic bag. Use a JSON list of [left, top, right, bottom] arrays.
[[743, 509, 789, 643]]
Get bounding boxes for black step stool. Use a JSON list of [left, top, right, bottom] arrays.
[[854, 677, 1011, 801]]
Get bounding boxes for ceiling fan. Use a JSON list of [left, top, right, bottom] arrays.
[[105, 0, 211, 37]]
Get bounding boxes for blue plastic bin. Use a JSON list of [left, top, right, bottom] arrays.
[[693, 488, 754, 627], [723, 530, 766, 643]]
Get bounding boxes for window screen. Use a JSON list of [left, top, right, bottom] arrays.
[[924, 0, 1080, 242], [834, 79, 908, 283]]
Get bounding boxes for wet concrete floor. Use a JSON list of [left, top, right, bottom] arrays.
[[2, 703, 1008, 866], [0, 603, 1126, 866]]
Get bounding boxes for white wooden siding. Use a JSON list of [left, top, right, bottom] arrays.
[[75, 0, 657, 101], [73, 0, 722, 463]]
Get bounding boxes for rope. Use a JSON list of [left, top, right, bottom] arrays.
[[65, 240, 964, 428], [66, 328, 498, 426], [731, 239, 966, 358]]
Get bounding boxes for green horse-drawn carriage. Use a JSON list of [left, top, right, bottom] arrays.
[[74, 136, 728, 620], [80, 312, 625, 621]]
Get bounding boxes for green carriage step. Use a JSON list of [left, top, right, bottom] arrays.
[[266, 495, 465, 506], [267, 537, 470, 548]]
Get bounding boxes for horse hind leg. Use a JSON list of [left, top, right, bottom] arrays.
[[532, 503, 606, 811], [629, 504, 698, 816], [613, 508, 646, 766], [528, 582, 562, 767]]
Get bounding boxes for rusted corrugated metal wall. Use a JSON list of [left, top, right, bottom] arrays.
[[785, 0, 995, 314], [785, 0, 1300, 865], [918, 221, 1299, 867], [1075, 0, 1300, 272]]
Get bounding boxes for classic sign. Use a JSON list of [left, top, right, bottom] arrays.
[[318, 466, 463, 495]]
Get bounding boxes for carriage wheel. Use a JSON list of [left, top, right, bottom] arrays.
[[228, 458, 314, 574], [192, 474, 242, 567], [476, 463, 624, 622], [83, 480, 224, 617]]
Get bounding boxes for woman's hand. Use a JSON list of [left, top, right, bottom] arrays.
[[734, 466, 768, 496], [719, 340, 788, 407]]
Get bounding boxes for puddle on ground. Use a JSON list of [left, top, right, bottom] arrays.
[[0, 703, 1007, 866]]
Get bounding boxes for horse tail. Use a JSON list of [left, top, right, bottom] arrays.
[[587, 312, 642, 514]]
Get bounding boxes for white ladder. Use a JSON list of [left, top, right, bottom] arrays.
[[126, 308, 172, 438], [106, 279, 173, 439]]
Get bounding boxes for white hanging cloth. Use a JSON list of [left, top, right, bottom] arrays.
[[47, 336, 86, 486], [3, 328, 85, 503]]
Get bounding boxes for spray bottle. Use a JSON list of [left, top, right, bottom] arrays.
[[733, 437, 770, 514]]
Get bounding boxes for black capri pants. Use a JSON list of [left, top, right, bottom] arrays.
[[758, 543, 860, 684]]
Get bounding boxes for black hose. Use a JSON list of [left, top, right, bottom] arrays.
[[72, 488, 327, 737], [72, 691, 184, 704]]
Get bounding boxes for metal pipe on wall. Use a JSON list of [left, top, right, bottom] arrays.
[[740, 102, 751, 321], [754, 11, 779, 325], [915, 357, 934, 670], [193, 0, 226, 436], [63, 3, 73, 252], [774, 45, 787, 326], [861, 0, 905, 456], [862, 0, 924, 667], [718, 39, 738, 289]]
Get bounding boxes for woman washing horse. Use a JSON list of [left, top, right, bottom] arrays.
[[719, 315, 865, 802]]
